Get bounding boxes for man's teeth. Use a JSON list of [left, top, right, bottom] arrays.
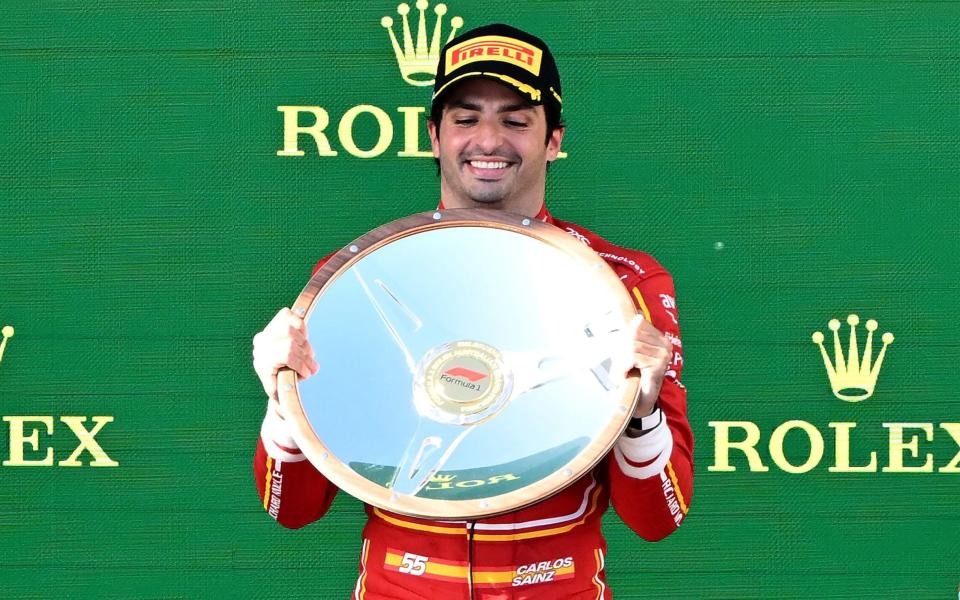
[[470, 160, 509, 169]]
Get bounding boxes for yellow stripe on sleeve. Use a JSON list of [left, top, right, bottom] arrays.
[[666, 460, 689, 514], [262, 456, 273, 511], [631, 287, 652, 321]]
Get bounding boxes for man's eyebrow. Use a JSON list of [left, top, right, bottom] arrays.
[[447, 100, 536, 113], [498, 103, 535, 113], [449, 100, 482, 111]]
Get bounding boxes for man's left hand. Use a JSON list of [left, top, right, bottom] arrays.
[[626, 314, 672, 417]]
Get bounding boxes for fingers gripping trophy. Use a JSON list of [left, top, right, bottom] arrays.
[[252, 20, 693, 600]]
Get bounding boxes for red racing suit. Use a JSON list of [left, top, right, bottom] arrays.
[[254, 204, 694, 599]]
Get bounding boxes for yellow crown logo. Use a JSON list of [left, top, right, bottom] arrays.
[[429, 473, 456, 483], [812, 315, 893, 402], [381, 1, 463, 86], [0, 325, 13, 365]]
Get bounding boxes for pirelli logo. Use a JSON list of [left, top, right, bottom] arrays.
[[445, 35, 542, 75]]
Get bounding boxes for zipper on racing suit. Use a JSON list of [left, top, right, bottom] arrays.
[[467, 520, 476, 600]]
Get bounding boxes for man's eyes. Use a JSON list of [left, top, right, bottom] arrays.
[[450, 115, 529, 127]]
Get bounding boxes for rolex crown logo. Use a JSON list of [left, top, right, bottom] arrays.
[[381, 1, 463, 86], [812, 315, 893, 402], [429, 473, 456, 483], [0, 324, 13, 365]]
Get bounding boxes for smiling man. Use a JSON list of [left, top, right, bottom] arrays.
[[253, 24, 694, 600], [427, 24, 565, 217], [429, 78, 563, 214], [429, 77, 560, 212]]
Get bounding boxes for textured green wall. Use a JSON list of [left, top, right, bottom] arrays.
[[1, 1, 957, 598]]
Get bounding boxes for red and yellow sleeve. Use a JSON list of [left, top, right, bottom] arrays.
[[254, 402, 339, 529], [606, 271, 694, 541], [252, 253, 340, 529]]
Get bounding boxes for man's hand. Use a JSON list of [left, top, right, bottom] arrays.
[[252, 308, 320, 401], [626, 314, 672, 417]]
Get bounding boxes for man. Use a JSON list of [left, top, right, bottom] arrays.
[[253, 24, 693, 599]]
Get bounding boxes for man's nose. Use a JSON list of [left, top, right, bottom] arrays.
[[473, 119, 504, 153]]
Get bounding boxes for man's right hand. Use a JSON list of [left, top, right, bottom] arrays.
[[252, 308, 320, 401]]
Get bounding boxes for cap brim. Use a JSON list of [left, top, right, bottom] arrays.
[[432, 70, 546, 110]]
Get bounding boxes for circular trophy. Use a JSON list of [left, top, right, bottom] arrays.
[[277, 209, 640, 519]]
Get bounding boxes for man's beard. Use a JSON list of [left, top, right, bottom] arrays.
[[467, 186, 508, 205]]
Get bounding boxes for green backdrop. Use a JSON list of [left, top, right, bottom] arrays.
[[1, 1, 957, 598]]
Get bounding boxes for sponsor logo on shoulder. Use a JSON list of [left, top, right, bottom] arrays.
[[597, 252, 644, 274], [565, 227, 591, 245]]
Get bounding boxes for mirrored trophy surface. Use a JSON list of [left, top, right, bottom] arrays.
[[277, 209, 639, 519]]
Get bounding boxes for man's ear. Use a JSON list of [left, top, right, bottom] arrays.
[[546, 126, 565, 161], [428, 120, 440, 158]]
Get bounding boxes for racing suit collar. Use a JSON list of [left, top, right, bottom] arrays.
[[435, 201, 554, 225]]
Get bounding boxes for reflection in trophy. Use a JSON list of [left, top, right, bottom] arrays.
[[278, 209, 639, 519]]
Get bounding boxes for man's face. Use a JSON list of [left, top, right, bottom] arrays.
[[428, 78, 564, 215]]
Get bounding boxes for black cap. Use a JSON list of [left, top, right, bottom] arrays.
[[431, 24, 562, 116]]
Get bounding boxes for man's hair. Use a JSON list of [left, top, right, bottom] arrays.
[[428, 99, 565, 174]]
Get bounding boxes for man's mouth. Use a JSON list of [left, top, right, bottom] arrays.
[[465, 158, 515, 178], [469, 160, 509, 169]]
